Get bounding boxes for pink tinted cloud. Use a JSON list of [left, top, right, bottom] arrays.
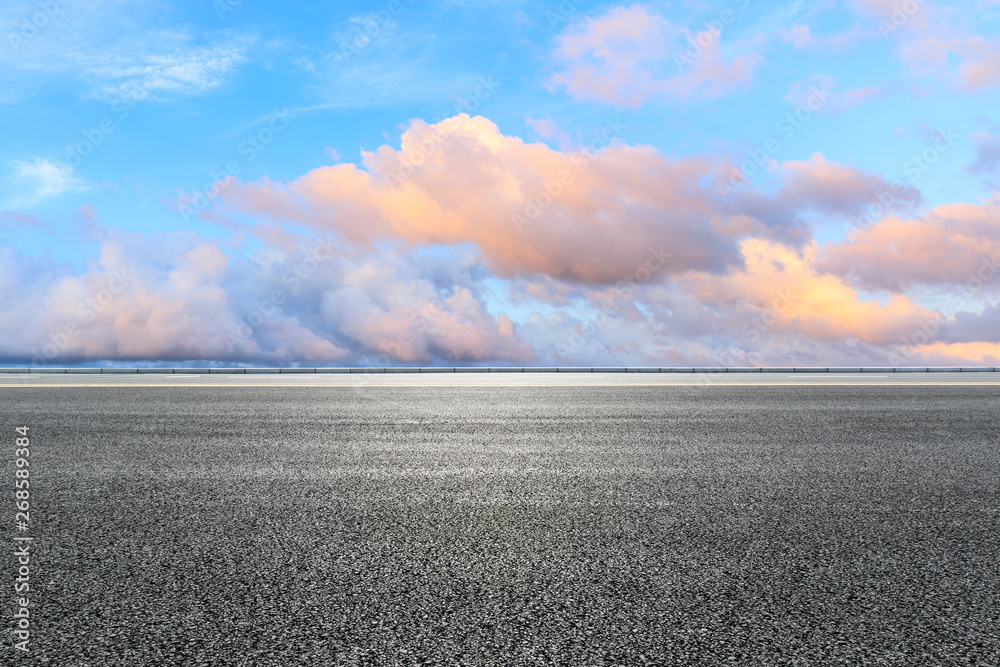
[[777, 153, 921, 214], [900, 35, 1000, 91], [785, 75, 882, 114], [21, 101, 1000, 368], [957, 36, 1000, 90], [549, 4, 760, 106], [782, 24, 870, 51], [7, 206, 1000, 367], [0, 232, 294, 363], [819, 198, 1000, 291], [0, 210, 47, 228], [850, 0, 1000, 92], [722, 153, 921, 233]]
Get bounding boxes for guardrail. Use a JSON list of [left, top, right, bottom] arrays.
[[1, 367, 998, 374]]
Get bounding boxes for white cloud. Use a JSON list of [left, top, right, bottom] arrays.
[[7, 158, 87, 207], [79, 32, 256, 102], [0, 1, 255, 102]]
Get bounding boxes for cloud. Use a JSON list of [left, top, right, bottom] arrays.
[[6, 158, 86, 207], [524, 116, 573, 150], [686, 239, 941, 347], [781, 24, 870, 51], [292, 11, 497, 111], [0, 210, 47, 229], [506, 236, 971, 367], [902, 341, 1000, 365], [317, 251, 535, 364], [722, 153, 922, 230], [776, 153, 921, 215], [549, 5, 760, 107], [151, 113, 1000, 366], [939, 302, 1000, 343], [6, 197, 1000, 367], [0, 231, 273, 364], [846, 0, 1000, 92], [967, 132, 1000, 177], [785, 74, 882, 114], [900, 34, 1000, 92], [80, 32, 256, 102], [202, 116, 934, 289], [819, 198, 1000, 292], [0, 1, 254, 101], [0, 219, 538, 366]]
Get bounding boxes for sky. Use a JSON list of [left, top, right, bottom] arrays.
[[2, 0, 1000, 367]]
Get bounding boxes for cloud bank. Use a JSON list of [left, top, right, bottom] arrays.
[[5, 113, 999, 367]]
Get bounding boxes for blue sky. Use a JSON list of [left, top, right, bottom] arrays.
[[3, 0, 1000, 366]]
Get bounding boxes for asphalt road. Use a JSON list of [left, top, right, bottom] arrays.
[[1, 371, 999, 387], [2, 381, 999, 665]]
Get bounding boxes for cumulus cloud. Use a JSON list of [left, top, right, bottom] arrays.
[[216, 114, 758, 283], [316, 249, 535, 364], [158, 112, 1000, 365], [0, 221, 540, 366], [548, 5, 760, 107], [819, 198, 1000, 292]]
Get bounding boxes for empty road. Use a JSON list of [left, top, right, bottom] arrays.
[[2, 376, 998, 664]]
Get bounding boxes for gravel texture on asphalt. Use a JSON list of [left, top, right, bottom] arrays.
[[2, 385, 999, 665]]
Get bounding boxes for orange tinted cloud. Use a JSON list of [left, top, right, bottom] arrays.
[[908, 342, 1000, 365], [687, 238, 940, 346], [221, 114, 752, 283]]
